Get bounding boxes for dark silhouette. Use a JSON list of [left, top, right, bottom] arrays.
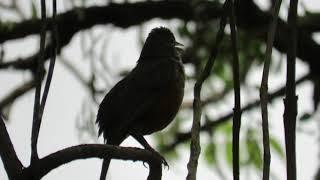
[[96, 27, 185, 180]]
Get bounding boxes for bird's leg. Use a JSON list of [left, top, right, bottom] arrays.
[[131, 134, 169, 168]]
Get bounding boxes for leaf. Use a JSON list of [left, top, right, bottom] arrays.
[[247, 138, 262, 169], [225, 140, 233, 168], [217, 121, 232, 138], [31, 1, 38, 19], [299, 112, 312, 122], [270, 136, 284, 159], [204, 143, 216, 166], [246, 131, 262, 169]]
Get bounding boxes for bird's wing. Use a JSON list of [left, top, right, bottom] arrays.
[[96, 59, 175, 144]]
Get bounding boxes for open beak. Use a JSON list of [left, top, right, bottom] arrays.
[[175, 41, 184, 55], [175, 41, 184, 47]]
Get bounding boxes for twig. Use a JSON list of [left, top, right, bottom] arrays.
[[283, 0, 298, 180], [0, 1, 319, 79], [229, 0, 241, 179], [39, 0, 58, 120], [162, 74, 309, 153], [180, 88, 229, 109], [59, 56, 105, 95], [59, 56, 89, 88], [31, 0, 47, 163], [0, 79, 36, 111], [0, 115, 23, 179], [260, 0, 282, 179], [186, 1, 230, 180]]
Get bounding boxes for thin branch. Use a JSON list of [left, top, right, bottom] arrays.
[[260, 0, 282, 179], [162, 74, 310, 153], [0, 116, 23, 179], [283, 0, 298, 180], [186, 1, 230, 180], [39, 0, 58, 120], [59, 56, 89, 88], [1, 1, 319, 44], [0, 79, 36, 111], [0, 1, 319, 78], [229, 0, 241, 179], [24, 144, 162, 180], [59, 56, 105, 95], [31, 0, 47, 163], [181, 88, 229, 109]]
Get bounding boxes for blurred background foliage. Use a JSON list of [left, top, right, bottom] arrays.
[[0, 0, 319, 179]]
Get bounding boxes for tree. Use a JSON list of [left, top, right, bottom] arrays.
[[0, 0, 319, 179]]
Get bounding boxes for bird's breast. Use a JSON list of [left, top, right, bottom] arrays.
[[136, 61, 185, 135]]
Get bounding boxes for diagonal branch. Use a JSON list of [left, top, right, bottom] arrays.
[[0, 79, 36, 112], [186, 1, 230, 180], [0, 116, 23, 179], [162, 73, 310, 153], [0, 1, 319, 79]]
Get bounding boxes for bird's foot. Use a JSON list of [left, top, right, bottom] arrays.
[[148, 148, 169, 169]]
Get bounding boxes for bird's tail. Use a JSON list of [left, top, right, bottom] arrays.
[[100, 158, 111, 180]]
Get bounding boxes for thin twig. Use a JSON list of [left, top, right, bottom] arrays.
[[283, 0, 298, 180], [31, 0, 47, 163], [0, 79, 36, 111], [186, 1, 230, 180], [39, 0, 58, 119], [229, 0, 241, 179], [181, 88, 229, 109], [0, 1, 319, 79], [162, 74, 309, 153], [260, 0, 282, 179]]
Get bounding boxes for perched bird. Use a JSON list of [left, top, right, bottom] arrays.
[[96, 27, 185, 180]]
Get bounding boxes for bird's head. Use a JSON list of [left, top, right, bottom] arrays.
[[139, 27, 183, 62]]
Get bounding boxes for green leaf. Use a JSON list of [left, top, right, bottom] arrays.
[[204, 143, 216, 166], [31, 1, 38, 19], [217, 121, 232, 138], [299, 112, 312, 122], [225, 140, 233, 168], [246, 131, 262, 169], [251, 140, 262, 169], [270, 136, 284, 159]]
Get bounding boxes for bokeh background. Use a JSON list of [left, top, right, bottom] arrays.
[[0, 0, 320, 179]]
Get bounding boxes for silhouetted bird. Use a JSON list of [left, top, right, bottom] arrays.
[[96, 27, 185, 180]]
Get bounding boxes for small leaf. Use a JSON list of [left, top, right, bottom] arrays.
[[246, 130, 262, 169], [270, 136, 284, 158], [31, 1, 38, 18], [225, 140, 233, 168], [204, 143, 216, 166], [251, 141, 262, 169], [217, 121, 232, 138], [300, 112, 312, 122]]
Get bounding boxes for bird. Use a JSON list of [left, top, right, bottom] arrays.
[[96, 27, 185, 180]]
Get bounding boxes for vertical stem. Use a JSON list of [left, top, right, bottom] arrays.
[[186, 1, 230, 179], [31, 0, 46, 163], [283, 0, 298, 180], [260, 0, 282, 180], [39, 0, 58, 118], [229, 0, 241, 180]]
